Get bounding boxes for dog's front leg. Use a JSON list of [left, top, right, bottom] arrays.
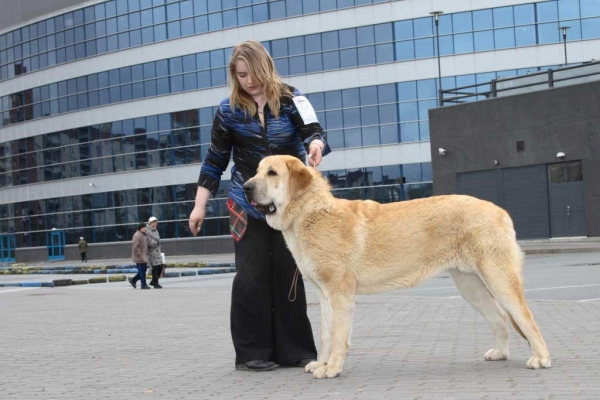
[[305, 287, 331, 373], [313, 291, 355, 379]]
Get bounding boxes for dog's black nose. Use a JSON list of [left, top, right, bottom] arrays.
[[243, 182, 253, 194]]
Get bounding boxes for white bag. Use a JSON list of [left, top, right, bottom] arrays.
[[160, 253, 166, 264]]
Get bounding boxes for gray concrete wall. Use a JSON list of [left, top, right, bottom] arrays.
[[15, 236, 234, 263], [429, 80, 600, 237]]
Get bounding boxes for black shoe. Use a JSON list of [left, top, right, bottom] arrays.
[[141, 285, 151, 290], [152, 283, 162, 289], [235, 360, 277, 372], [129, 278, 136, 289], [290, 359, 314, 368]]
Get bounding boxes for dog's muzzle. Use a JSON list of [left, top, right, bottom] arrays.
[[243, 181, 277, 215]]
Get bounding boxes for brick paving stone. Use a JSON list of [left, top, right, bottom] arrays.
[[1, 255, 599, 400]]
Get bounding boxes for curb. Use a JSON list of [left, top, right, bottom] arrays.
[[0, 267, 237, 288], [0, 262, 233, 275], [523, 248, 600, 255]]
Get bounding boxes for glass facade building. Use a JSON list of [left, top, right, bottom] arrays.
[[0, 0, 598, 250]]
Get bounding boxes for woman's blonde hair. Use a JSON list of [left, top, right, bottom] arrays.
[[228, 40, 292, 118]]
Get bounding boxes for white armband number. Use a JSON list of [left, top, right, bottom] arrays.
[[292, 96, 319, 125]]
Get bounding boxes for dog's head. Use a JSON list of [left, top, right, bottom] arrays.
[[243, 155, 313, 219]]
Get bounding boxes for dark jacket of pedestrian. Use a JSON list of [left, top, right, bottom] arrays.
[[78, 239, 88, 253], [132, 229, 148, 263]]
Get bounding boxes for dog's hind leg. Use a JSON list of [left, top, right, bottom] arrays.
[[312, 284, 356, 379], [450, 270, 510, 361], [305, 285, 331, 373], [478, 261, 551, 369]]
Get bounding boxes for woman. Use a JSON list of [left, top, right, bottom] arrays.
[[146, 216, 164, 289], [189, 40, 329, 372], [129, 222, 150, 290]]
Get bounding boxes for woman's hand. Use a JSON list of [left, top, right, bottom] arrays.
[[189, 206, 206, 236], [308, 140, 325, 167], [189, 186, 212, 236]]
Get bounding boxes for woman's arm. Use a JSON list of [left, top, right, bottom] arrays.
[[288, 88, 331, 166], [190, 105, 233, 236]]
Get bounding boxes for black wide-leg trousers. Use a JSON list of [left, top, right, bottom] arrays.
[[231, 216, 317, 365]]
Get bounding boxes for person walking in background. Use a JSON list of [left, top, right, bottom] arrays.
[[78, 237, 88, 262], [129, 222, 150, 290], [146, 216, 164, 289]]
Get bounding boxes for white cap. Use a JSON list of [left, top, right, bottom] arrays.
[[80, 237, 84, 240], [148, 216, 158, 223]]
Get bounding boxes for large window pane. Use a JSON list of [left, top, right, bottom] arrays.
[[343, 108, 361, 128], [582, 17, 600, 39], [474, 30, 494, 51], [417, 79, 436, 99], [454, 33, 473, 53], [414, 38, 434, 58], [362, 126, 380, 146], [538, 22, 559, 44], [537, 1, 559, 22], [495, 28, 515, 49], [253, 4, 268, 23], [288, 36, 304, 56], [395, 40, 414, 61], [374, 23, 393, 43], [394, 20, 413, 41], [323, 51, 340, 70], [340, 48, 357, 68], [398, 81, 417, 101], [399, 102, 418, 122], [514, 4, 535, 25], [581, 0, 600, 17], [376, 43, 394, 63], [473, 9, 493, 31], [452, 12, 472, 33], [400, 122, 419, 142], [413, 17, 432, 38], [493, 7, 513, 28], [515, 25, 536, 47], [297, 52, 318, 73], [357, 46, 375, 65]]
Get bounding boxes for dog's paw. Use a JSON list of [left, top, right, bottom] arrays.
[[312, 365, 342, 379], [526, 356, 551, 369], [484, 349, 508, 361], [305, 361, 325, 373]]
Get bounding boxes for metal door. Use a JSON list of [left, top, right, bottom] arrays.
[[48, 230, 66, 261], [502, 165, 550, 239], [0, 234, 16, 263], [548, 162, 586, 237]]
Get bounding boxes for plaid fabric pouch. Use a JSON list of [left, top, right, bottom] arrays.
[[227, 198, 248, 242]]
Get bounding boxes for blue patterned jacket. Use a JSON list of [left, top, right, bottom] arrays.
[[198, 86, 330, 220]]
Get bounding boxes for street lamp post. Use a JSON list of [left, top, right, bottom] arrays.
[[559, 26, 571, 66], [430, 11, 444, 106]]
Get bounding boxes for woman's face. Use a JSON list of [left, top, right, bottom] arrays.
[[150, 221, 158, 229], [235, 60, 263, 97]]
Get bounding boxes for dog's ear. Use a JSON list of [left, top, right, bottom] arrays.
[[286, 158, 313, 199]]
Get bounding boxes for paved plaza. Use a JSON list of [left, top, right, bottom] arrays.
[[1, 252, 599, 399]]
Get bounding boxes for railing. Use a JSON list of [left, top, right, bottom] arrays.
[[440, 60, 600, 106]]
